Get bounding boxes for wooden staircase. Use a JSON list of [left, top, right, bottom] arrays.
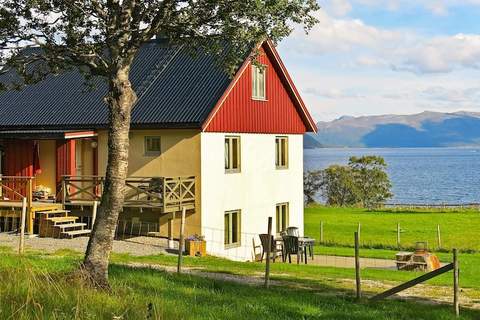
[[38, 209, 91, 239]]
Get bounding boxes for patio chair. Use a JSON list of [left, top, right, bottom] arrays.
[[286, 226, 300, 237], [259, 234, 283, 262], [282, 235, 307, 264]]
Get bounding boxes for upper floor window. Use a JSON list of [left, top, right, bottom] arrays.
[[225, 136, 241, 173], [252, 64, 266, 100], [224, 210, 241, 248], [275, 136, 288, 169], [144, 136, 161, 156]]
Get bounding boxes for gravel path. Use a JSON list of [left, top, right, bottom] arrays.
[[0, 233, 175, 256]]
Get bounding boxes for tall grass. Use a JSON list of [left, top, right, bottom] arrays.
[[1, 250, 479, 319]]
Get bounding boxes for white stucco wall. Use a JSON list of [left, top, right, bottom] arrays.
[[200, 132, 304, 261]]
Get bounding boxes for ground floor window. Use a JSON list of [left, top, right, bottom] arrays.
[[276, 203, 289, 233], [224, 210, 241, 248]]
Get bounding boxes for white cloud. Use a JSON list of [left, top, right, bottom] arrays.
[[284, 11, 480, 74], [324, 0, 353, 16]]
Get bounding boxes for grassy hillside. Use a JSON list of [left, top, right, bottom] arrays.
[[304, 206, 480, 251], [1, 248, 478, 319]]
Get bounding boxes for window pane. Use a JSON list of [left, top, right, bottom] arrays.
[[232, 138, 238, 169], [225, 138, 230, 170], [275, 138, 279, 167], [231, 212, 238, 243], [281, 139, 286, 166], [276, 205, 280, 233], [224, 214, 230, 245], [259, 69, 265, 98]]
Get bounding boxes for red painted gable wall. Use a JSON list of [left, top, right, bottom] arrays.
[[204, 46, 307, 134]]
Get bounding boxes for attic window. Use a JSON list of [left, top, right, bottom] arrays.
[[252, 64, 266, 100]]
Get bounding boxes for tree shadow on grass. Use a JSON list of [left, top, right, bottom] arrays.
[[109, 264, 479, 320]]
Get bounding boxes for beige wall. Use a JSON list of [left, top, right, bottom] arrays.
[[97, 129, 202, 237], [36, 140, 56, 193]]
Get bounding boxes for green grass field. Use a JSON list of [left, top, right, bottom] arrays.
[[1, 247, 478, 320], [304, 206, 480, 251]]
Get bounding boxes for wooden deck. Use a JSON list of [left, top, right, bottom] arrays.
[[0, 175, 197, 234]]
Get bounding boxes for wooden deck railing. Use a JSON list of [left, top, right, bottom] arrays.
[[62, 175, 196, 212], [0, 176, 33, 203]]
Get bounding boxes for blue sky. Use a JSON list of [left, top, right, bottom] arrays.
[[278, 0, 480, 121]]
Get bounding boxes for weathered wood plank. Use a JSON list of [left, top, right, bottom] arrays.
[[371, 263, 454, 301]]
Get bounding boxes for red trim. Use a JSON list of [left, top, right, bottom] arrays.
[[202, 40, 317, 133]]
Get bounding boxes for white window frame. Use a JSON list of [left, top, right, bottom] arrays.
[[252, 64, 266, 100], [224, 210, 241, 248], [225, 136, 241, 173], [275, 136, 289, 169], [144, 136, 161, 156], [276, 203, 289, 234]]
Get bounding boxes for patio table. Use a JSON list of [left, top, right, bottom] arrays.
[[275, 236, 315, 261]]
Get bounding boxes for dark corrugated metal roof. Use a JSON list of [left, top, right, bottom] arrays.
[[0, 129, 85, 139], [0, 40, 236, 130]]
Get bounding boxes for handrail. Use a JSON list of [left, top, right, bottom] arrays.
[[62, 175, 196, 211]]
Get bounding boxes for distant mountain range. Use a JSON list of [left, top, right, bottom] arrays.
[[307, 111, 480, 148]]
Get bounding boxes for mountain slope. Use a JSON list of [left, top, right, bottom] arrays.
[[311, 111, 480, 147]]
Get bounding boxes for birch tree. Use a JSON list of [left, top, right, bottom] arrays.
[[0, 0, 319, 288]]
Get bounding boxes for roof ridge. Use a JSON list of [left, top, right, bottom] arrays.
[[135, 44, 185, 102]]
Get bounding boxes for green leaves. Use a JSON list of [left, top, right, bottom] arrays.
[[0, 0, 320, 90], [305, 156, 393, 208]]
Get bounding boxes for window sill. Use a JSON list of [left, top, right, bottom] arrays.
[[252, 97, 268, 102], [225, 242, 241, 249], [225, 169, 241, 174], [144, 152, 161, 157], [276, 166, 289, 170]]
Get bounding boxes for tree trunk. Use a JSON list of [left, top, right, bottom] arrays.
[[82, 67, 136, 288]]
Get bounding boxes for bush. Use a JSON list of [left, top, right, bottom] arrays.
[[304, 155, 393, 208]]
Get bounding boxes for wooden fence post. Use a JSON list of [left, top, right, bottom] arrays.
[[177, 207, 186, 274], [355, 231, 361, 300], [264, 217, 273, 288], [18, 197, 27, 255], [397, 223, 401, 248], [437, 225, 442, 249], [357, 222, 361, 243], [453, 248, 460, 317], [320, 221, 324, 243]]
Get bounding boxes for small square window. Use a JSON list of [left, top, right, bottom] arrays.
[[252, 64, 266, 100], [225, 210, 241, 248], [276, 203, 289, 234], [225, 136, 241, 173], [275, 137, 288, 169], [144, 136, 161, 156]]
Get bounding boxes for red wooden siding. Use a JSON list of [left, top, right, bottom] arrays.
[[55, 140, 76, 188], [204, 45, 307, 134], [3, 140, 34, 177]]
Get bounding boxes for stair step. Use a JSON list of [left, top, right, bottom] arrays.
[[56, 223, 86, 230], [39, 210, 70, 218], [49, 217, 78, 224], [62, 229, 91, 238]]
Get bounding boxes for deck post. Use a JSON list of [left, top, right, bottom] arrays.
[[177, 207, 186, 274], [91, 201, 98, 228], [18, 197, 27, 254], [26, 177, 34, 235]]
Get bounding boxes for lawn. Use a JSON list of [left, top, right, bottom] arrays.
[[304, 206, 480, 251], [0, 248, 478, 320]]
